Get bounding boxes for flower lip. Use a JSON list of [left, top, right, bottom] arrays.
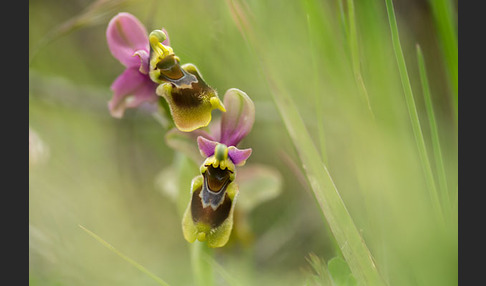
[[156, 64, 225, 132], [191, 183, 233, 227]]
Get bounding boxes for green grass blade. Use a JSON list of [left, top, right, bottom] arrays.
[[305, 8, 328, 164], [226, 1, 387, 284], [346, 0, 374, 117], [266, 76, 386, 286], [384, 0, 443, 222], [79, 225, 171, 286], [428, 0, 458, 121], [416, 44, 451, 213]]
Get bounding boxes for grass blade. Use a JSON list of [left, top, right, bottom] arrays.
[[265, 74, 386, 286], [305, 7, 328, 164], [226, 2, 387, 284], [384, 0, 444, 222], [416, 44, 451, 213], [79, 225, 171, 286], [428, 0, 458, 121], [346, 0, 374, 117]]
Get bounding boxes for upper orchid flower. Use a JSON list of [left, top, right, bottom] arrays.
[[106, 12, 170, 118], [181, 88, 255, 247], [148, 30, 226, 132]]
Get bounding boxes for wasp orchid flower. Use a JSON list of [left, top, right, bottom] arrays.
[[181, 88, 254, 247]]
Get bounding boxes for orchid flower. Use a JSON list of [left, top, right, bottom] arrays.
[[181, 88, 255, 247], [107, 13, 224, 133], [106, 12, 169, 118], [148, 30, 226, 132]]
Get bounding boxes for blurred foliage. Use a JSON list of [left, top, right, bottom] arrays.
[[29, 0, 457, 285]]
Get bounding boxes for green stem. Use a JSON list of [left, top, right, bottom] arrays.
[[347, 0, 374, 117], [306, 13, 328, 165], [416, 44, 451, 214], [384, 0, 444, 222], [429, 0, 458, 122], [79, 225, 171, 286], [190, 241, 214, 286]]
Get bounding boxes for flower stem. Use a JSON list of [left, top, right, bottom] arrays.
[[191, 241, 214, 286]]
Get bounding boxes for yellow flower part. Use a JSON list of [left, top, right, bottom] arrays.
[[156, 64, 225, 132]]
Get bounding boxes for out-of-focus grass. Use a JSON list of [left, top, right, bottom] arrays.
[[29, 0, 457, 285]]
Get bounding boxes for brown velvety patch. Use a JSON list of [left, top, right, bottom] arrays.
[[191, 186, 232, 228]]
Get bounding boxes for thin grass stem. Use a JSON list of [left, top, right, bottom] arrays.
[[226, 1, 387, 284], [384, 0, 444, 223], [79, 225, 171, 286], [306, 13, 328, 165], [428, 0, 458, 122], [346, 0, 374, 118], [416, 44, 451, 214]]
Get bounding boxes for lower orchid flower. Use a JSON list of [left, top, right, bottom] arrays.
[[181, 88, 255, 247]]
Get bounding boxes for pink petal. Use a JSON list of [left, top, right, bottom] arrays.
[[133, 50, 149, 74], [228, 146, 252, 166], [108, 67, 158, 118], [106, 12, 149, 68], [197, 136, 219, 158], [219, 88, 255, 146]]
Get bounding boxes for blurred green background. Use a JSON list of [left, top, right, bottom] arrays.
[[29, 0, 457, 285]]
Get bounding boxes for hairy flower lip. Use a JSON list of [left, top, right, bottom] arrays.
[[155, 64, 225, 132]]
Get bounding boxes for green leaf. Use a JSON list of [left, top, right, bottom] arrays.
[[235, 164, 282, 213], [328, 257, 358, 286]]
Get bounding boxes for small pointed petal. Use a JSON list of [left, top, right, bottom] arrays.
[[108, 67, 158, 118], [219, 88, 255, 147], [197, 136, 218, 158], [133, 50, 149, 74], [106, 12, 149, 68], [228, 146, 252, 166]]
